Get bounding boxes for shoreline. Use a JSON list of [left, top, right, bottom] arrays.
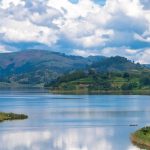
[[131, 127, 150, 149], [49, 89, 150, 95], [0, 112, 28, 122], [0, 86, 150, 95]]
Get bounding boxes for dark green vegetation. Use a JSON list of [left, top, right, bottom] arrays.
[[46, 70, 150, 93], [0, 50, 104, 87], [0, 112, 28, 122], [0, 50, 150, 92], [131, 127, 150, 149], [45, 57, 150, 93], [91, 56, 143, 72]]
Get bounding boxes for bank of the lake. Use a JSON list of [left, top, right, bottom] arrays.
[[131, 127, 150, 149], [0, 112, 28, 122], [50, 89, 150, 95], [1, 90, 150, 150]]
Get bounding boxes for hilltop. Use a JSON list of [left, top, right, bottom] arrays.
[[46, 56, 150, 93], [0, 50, 149, 90], [0, 49, 104, 86]]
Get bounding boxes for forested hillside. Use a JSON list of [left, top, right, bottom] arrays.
[[45, 56, 150, 93], [0, 50, 149, 89], [0, 50, 104, 86]]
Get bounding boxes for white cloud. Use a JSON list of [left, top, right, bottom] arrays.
[[135, 48, 150, 64], [51, 0, 150, 49], [0, 0, 25, 9], [100, 47, 150, 64], [0, 45, 9, 53], [0, 19, 59, 46], [134, 30, 150, 43], [59, 19, 114, 48], [105, 0, 143, 17], [0, 44, 17, 53], [73, 47, 150, 64], [72, 49, 101, 57], [140, 0, 150, 9], [0, 0, 149, 62], [47, 0, 100, 19], [0, 0, 62, 47]]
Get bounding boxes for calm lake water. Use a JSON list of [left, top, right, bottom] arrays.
[[0, 89, 149, 150]]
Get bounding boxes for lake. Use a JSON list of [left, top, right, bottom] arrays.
[[0, 89, 149, 150]]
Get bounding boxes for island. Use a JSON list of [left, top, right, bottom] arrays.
[[131, 127, 150, 149], [0, 112, 28, 122]]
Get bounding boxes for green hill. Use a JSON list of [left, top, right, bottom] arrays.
[[47, 70, 150, 93], [46, 57, 150, 93], [91, 56, 143, 72], [0, 50, 104, 86], [0, 50, 149, 89]]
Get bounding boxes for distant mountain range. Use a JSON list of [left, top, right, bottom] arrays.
[[0, 50, 104, 86], [0, 49, 149, 87]]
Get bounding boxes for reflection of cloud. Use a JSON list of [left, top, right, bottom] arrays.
[[54, 128, 113, 150], [0, 131, 51, 150], [0, 128, 113, 150], [128, 145, 140, 150]]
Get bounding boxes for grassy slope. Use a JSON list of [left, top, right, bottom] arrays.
[[48, 71, 150, 94], [131, 127, 150, 149], [0, 50, 104, 85], [0, 112, 28, 122]]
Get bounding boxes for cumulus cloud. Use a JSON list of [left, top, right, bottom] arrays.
[[0, 0, 25, 9], [72, 47, 150, 64], [135, 31, 150, 43], [0, 0, 149, 63], [0, 19, 59, 45], [0, 45, 9, 53], [72, 49, 100, 57], [99, 47, 150, 64], [140, 0, 150, 9], [0, 44, 17, 53]]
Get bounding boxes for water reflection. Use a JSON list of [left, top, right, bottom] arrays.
[[0, 91, 149, 150], [0, 131, 51, 150], [0, 128, 139, 150]]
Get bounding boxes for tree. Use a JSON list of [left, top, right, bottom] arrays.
[[140, 76, 150, 86], [123, 72, 130, 78], [121, 82, 138, 90]]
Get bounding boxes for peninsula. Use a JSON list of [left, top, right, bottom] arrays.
[[0, 112, 28, 122], [131, 127, 150, 149]]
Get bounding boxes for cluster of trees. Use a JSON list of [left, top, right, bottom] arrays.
[[91, 56, 143, 72], [45, 69, 150, 91]]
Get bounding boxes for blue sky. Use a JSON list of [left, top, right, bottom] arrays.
[[0, 0, 150, 63]]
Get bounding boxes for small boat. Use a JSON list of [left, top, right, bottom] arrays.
[[129, 124, 138, 127]]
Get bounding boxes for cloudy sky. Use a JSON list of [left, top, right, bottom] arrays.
[[0, 0, 150, 63]]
